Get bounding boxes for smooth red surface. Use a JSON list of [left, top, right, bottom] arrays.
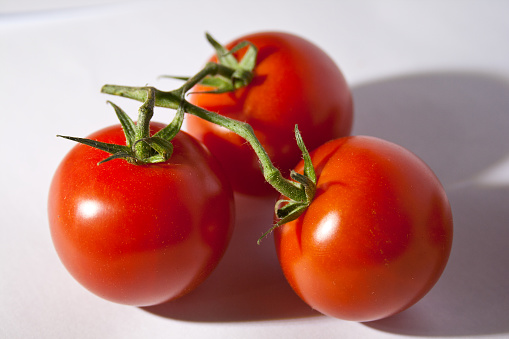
[[274, 136, 453, 322], [187, 31, 353, 196], [48, 123, 234, 306]]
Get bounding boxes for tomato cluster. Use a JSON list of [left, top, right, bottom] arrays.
[[48, 32, 452, 322]]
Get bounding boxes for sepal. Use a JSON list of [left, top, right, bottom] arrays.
[[153, 96, 185, 141], [135, 137, 174, 162], [98, 151, 136, 165], [169, 33, 258, 95], [205, 32, 239, 68], [294, 125, 316, 184], [58, 90, 186, 165], [108, 101, 136, 147], [57, 135, 130, 155]]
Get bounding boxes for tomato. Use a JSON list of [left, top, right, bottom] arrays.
[[48, 122, 234, 306], [186, 31, 353, 196], [274, 136, 453, 322]]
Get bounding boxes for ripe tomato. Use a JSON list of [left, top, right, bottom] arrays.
[[48, 122, 234, 306], [186, 31, 353, 196], [274, 136, 453, 322]]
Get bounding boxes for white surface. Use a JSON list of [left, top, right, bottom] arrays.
[[1, 0, 509, 338]]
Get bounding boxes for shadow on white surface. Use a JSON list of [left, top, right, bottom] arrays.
[[142, 193, 321, 322], [350, 71, 509, 189], [352, 72, 509, 336], [367, 186, 509, 336]]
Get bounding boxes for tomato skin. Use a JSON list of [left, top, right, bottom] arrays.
[[187, 31, 353, 196], [48, 123, 234, 306], [274, 136, 453, 322]]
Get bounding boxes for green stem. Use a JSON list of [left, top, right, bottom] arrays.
[[134, 87, 155, 159], [182, 62, 237, 91], [101, 84, 306, 202], [185, 102, 305, 201]]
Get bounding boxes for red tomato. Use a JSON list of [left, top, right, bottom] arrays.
[[274, 136, 453, 322], [187, 31, 353, 196], [48, 123, 234, 306]]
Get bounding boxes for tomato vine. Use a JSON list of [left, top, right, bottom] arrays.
[[97, 34, 320, 237]]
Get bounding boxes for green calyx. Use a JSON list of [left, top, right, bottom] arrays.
[[160, 33, 257, 94], [58, 88, 185, 165], [257, 126, 317, 244]]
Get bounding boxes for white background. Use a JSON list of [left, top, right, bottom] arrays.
[[1, 1, 509, 338]]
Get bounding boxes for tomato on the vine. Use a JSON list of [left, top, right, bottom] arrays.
[[48, 122, 234, 306], [274, 136, 453, 322], [186, 31, 353, 196]]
